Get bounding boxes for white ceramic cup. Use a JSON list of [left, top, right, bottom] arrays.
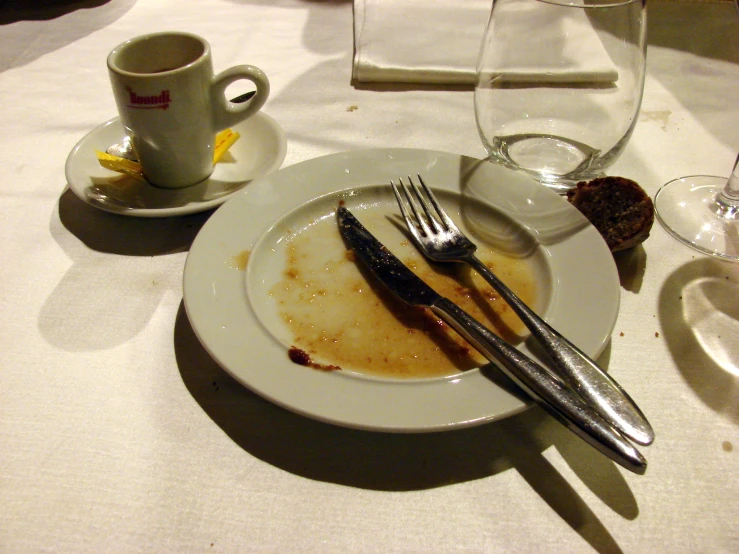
[[107, 32, 270, 189]]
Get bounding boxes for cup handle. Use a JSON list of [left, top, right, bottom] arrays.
[[210, 65, 270, 131]]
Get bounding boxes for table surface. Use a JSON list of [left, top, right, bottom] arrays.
[[1, 1, 738, 552]]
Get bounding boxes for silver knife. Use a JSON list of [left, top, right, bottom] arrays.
[[337, 205, 646, 475]]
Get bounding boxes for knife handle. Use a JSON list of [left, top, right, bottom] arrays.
[[431, 297, 646, 475], [467, 255, 654, 446]]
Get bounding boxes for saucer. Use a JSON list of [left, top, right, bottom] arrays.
[[64, 112, 287, 217]]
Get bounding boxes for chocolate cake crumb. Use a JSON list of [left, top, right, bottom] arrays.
[[567, 176, 654, 252]]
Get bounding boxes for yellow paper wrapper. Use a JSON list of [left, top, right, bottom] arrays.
[[213, 128, 239, 163], [95, 128, 240, 181]]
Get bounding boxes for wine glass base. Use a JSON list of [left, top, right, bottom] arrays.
[[482, 155, 604, 195], [483, 137, 606, 194], [654, 175, 739, 261]]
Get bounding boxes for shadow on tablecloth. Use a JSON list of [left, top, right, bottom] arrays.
[[175, 301, 641, 553], [659, 258, 739, 422], [647, 1, 739, 153], [55, 188, 214, 256], [614, 246, 648, 294], [37, 188, 213, 352], [0, 0, 136, 73]]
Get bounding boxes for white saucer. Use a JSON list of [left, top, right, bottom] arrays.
[[64, 112, 287, 217]]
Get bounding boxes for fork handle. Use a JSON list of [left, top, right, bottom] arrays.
[[430, 298, 646, 475], [466, 255, 654, 446]]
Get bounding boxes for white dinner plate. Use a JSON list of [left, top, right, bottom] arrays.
[[64, 112, 287, 217], [183, 148, 620, 432]]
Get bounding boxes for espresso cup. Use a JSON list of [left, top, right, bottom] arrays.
[[107, 32, 269, 189]]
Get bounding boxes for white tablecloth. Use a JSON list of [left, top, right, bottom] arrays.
[[1, 0, 738, 552]]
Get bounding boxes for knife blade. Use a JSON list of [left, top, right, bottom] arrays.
[[337, 205, 646, 474]]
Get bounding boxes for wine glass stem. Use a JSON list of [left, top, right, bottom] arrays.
[[715, 153, 739, 219]]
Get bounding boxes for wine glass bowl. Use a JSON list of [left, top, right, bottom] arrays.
[[474, 0, 647, 192]]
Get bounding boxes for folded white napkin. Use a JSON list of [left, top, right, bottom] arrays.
[[353, 0, 487, 85], [483, 0, 619, 84], [352, 0, 618, 85]]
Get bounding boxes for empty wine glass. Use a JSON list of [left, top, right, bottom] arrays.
[[654, 154, 739, 261], [474, 0, 647, 192]]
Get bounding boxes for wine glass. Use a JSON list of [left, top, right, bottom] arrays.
[[474, 0, 647, 193], [654, 154, 739, 261]]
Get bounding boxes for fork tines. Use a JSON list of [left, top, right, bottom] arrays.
[[391, 174, 454, 237]]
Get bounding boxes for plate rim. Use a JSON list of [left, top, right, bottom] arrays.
[[182, 147, 620, 432]]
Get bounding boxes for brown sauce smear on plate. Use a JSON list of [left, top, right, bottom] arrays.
[[288, 346, 341, 371], [269, 209, 537, 379]]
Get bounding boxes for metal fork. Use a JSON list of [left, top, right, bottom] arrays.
[[392, 174, 654, 446]]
